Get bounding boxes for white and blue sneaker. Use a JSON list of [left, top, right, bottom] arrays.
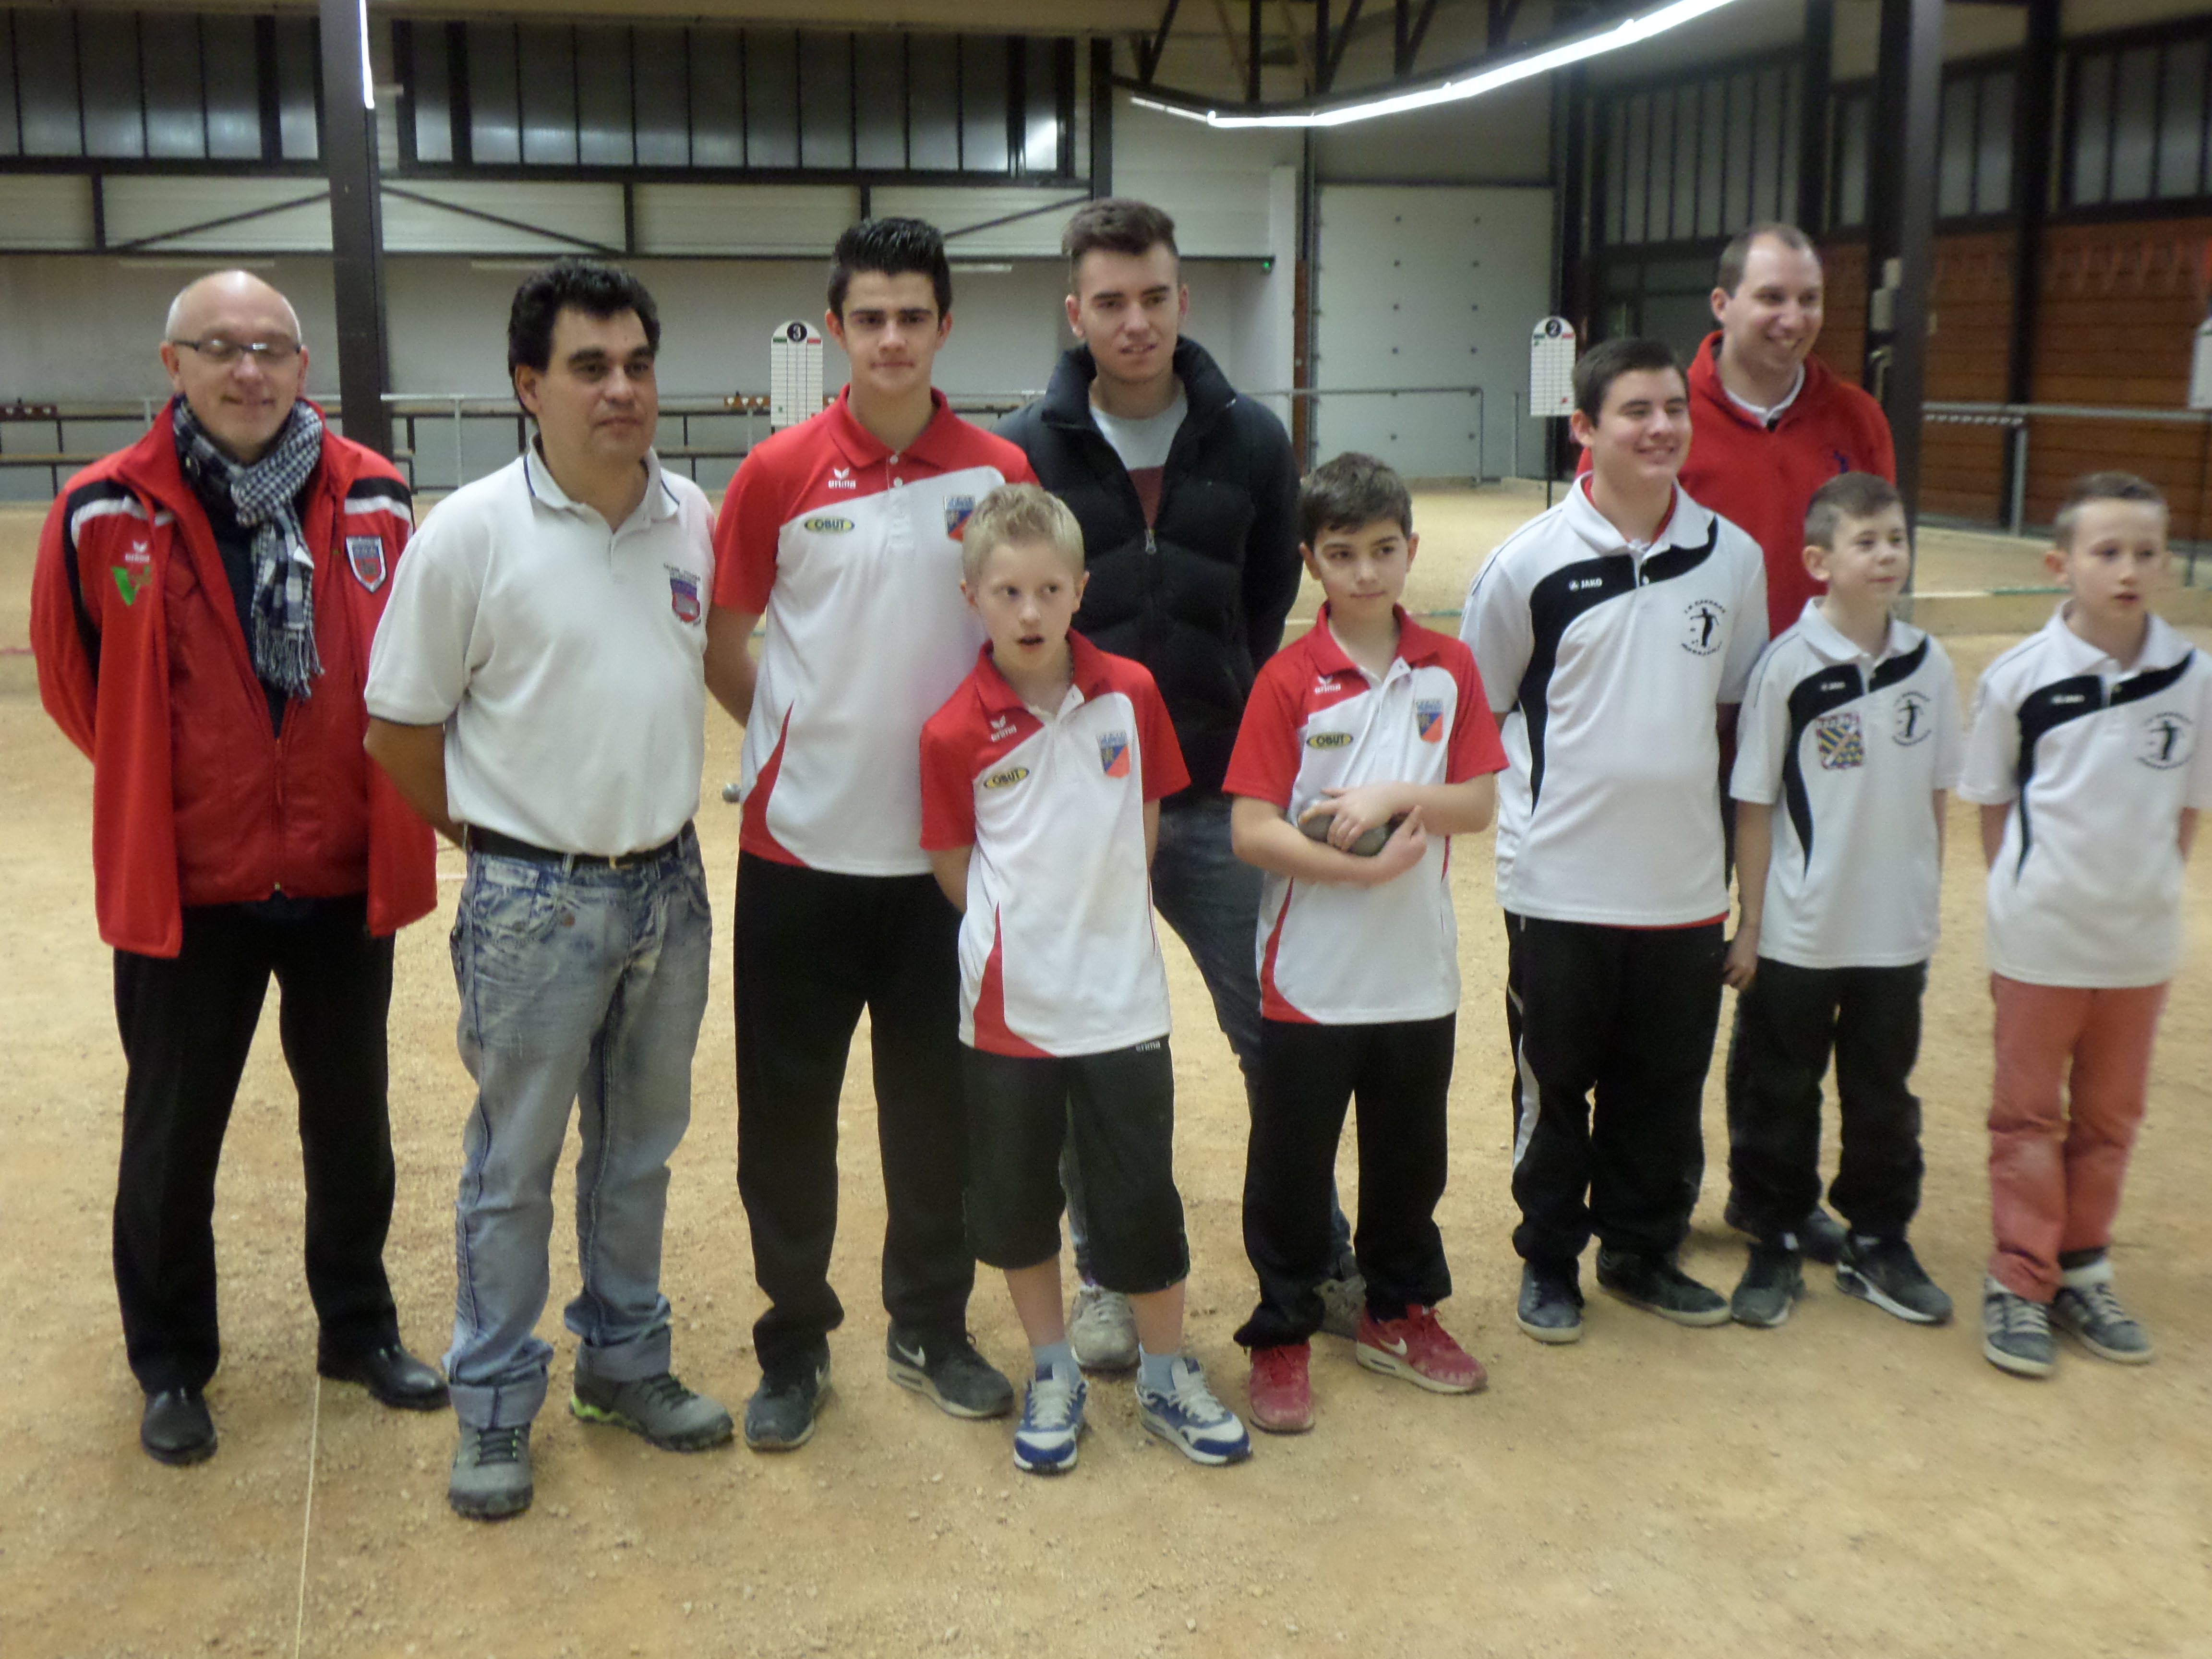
[[1012, 1370, 1087, 1475], [1136, 1357, 1252, 1467]]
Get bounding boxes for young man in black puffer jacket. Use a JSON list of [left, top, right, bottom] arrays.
[[1000, 198, 1360, 1368]]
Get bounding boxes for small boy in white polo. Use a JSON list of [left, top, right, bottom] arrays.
[[919, 483, 1250, 1473], [1723, 471, 1962, 1330], [1958, 471, 2212, 1379], [1226, 452, 1504, 1435]]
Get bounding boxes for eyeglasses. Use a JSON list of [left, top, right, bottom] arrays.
[[168, 337, 302, 366]]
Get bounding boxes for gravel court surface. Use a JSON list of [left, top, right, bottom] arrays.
[[6, 498, 2212, 1659]]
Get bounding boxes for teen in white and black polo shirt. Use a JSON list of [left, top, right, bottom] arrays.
[[1462, 337, 1766, 1342]]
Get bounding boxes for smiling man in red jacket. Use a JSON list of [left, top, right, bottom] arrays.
[[30, 270, 443, 1467]]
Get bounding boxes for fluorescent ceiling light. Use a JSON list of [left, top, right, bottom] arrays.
[[1131, 0, 1743, 129], [357, 1, 374, 110]]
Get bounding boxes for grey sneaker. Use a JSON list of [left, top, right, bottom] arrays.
[[1068, 1282, 1139, 1372], [1595, 1247, 1731, 1327], [1837, 1236, 1953, 1325], [887, 1325, 1015, 1419], [1317, 1271, 1367, 1341], [1730, 1244, 1803, 1329], [744, 1357, 830, 1451], [448, 1423, 532, 1520], [2052, 1260, 2154, 1364], [571, 1370, 734, 1451], [1981, 1278, 2056, 1378]]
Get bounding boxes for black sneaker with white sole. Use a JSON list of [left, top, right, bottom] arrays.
[[1836, 1235, 1952, 1325], [1515, 1261, 1584, 1344], [886, 1325, 1014, 1420], [1595, 1247, 1731, 1326], [744, 1356, 830, 1451], [1730, 1244, 1803, 1328], [1981, 1278, 2055, 1378]]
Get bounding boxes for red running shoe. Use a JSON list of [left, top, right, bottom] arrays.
[[1247, 1342, 1313, 1434], [1356, 1304, 1487, 1394]]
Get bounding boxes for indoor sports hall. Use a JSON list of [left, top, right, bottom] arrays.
[[4, 1, 2211, 1655]]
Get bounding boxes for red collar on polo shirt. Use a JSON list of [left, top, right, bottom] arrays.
[[969, 629, 1120, 713], [1305, 603, 1460, 677], [825, 386, 969, 472]]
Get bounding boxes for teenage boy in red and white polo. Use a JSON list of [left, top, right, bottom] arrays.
[[1226, 453, 1504, 1434], [703, 220, 1034, 1450], [1464, 337, 1767, 1345], [919, 483, 1250, 1474]]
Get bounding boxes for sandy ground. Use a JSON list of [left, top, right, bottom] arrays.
[[6, 493, 2212, 1659]]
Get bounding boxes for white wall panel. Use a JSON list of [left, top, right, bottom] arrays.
[[0, 176, 96, 250], [1313, 184, 1553, 481], [633, 183, 860, 255], [104, 176, 333, 252], [381, 180, 624, 254], [1114, 95, 1299, 257]]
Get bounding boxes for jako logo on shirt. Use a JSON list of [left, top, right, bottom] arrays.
[[945, 496, 977, 540], [1098, 733, 1131, 777], [1682, 599, 1724, 655], [1416, 698, 1445, 743], [667, 568, 702, 625], [1306, 731, 1353, 750], [983, 766, 1031, 789], [804, 515, 854, 533]]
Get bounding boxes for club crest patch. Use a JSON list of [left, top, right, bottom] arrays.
[[1416, 698, 1445, 743], [1098, 732, 1131, 778], [346, 535, 387, 593], [668, 568, 702, 625], [1814, 711, 1865, 770], [945, 495, 977, 540]]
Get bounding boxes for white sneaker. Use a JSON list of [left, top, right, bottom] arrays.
[[1068, 1281, 1139, 1371], [1137, 1357, 1252, 1467], [1012, 1371, 1087, 1475]]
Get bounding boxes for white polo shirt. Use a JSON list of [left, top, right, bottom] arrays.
[[1462, 478, 1767, 926], [1731, 601, 1963, 968], [919, 634, 1188, 1057], [364, 446, 712, 856], [1960, 606, 2212, 987], [713, 388, 1036, 876], [1224, 609, 1506, 1025]]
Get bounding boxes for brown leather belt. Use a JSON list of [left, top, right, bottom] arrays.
[[463, 823, 691, 870]]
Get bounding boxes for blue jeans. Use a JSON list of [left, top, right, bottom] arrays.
[[444, 832, 711, 1430], [1063, 794, 1353, 1281]]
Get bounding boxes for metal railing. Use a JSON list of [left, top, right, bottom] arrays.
[[1924, 399, 2212, 541]]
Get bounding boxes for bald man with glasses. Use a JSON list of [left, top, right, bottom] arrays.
[[31, 269, 444, 1467]]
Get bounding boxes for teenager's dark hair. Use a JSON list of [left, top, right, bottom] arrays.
[[507, 258, 660, 380], [1572, 337, 1682, 422], [828, 217, 952, 318], [1062, 198, 1179, 291], [1716, 222, 1819, 295], [1804, 471, 1902, 548], [1299, 451, 1413, 547], [2054, 470, 2167, 550]]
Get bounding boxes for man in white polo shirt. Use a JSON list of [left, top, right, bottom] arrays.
[[365, 259, 732, 1521]]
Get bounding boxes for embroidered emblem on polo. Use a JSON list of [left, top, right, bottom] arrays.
[[111, 566, 147, 605], [944, 495, 977, 540], [1416, 698, 1445, 743], [803, 515, 854, 533], [667, 568, 702, 625], [1682, 599, 1724, 655], [1098, 732, 1131, 777], [1892, 690, 1932, 745], [2140, 711, 2192, 769], [1306, 731, 1353, 749], [346, 534, 387, 593], [983, 765, 1030, 789], [1814, 711, 1865, 770]]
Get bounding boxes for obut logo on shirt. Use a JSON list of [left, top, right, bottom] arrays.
[[1892, 691, 1933, 745], [1306, 731, 1354, 750], [1681, 599, 1724, 656], [983, 766, 1031, 790], [2139, 711, 2193, 769]]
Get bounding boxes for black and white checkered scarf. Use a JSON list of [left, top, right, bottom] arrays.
[[172, 395, 325, 698]]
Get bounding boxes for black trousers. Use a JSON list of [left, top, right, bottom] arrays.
[[111, 896, 400, 1395], [733, 854, 975, 1376], [1724, 958, 1927, 1242], [1235, 1016, 1456, 1349], [1504, 913, 1725, 1266]]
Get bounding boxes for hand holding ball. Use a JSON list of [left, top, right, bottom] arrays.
[[1299, 808, 1407, 858]]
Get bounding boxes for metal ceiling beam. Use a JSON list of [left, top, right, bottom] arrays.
[[1136, 0, 1185, 84]]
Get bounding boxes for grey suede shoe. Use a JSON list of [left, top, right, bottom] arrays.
[[571, 1370, 734, 1450], [448, 1423, 532, 1520]]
